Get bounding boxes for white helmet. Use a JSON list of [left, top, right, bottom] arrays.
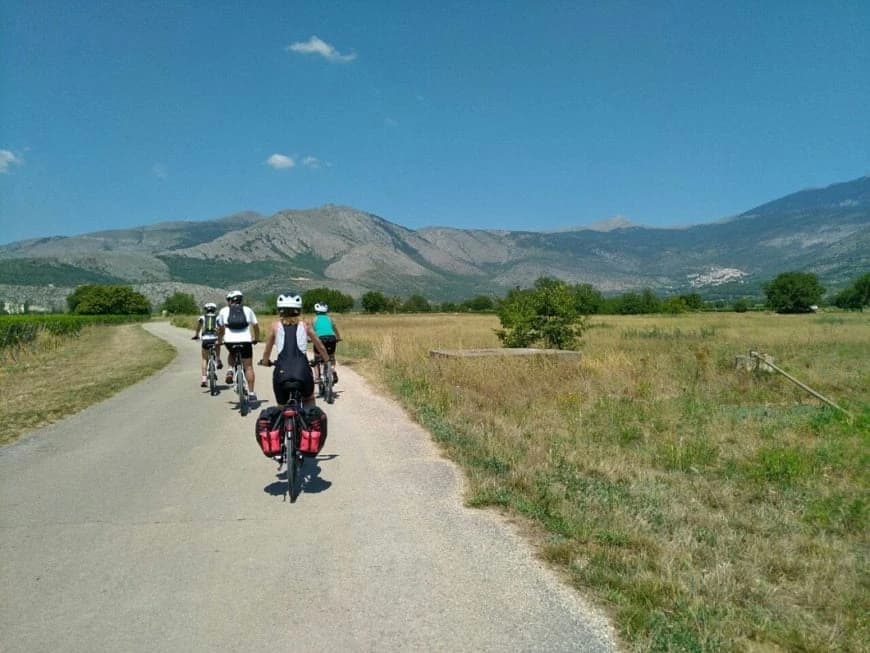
[[314, 302, 328, 313], [226, 290, 243, 302], [277, 293, 302, 309], [203, 302, 217, 312]]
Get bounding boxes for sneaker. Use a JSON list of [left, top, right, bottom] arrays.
[[247, 393, 258, 403], [333, 371, 338, 384], [217, 361, 224, 370], [225, 372, 234, 384], [200, 376, 207, 388]]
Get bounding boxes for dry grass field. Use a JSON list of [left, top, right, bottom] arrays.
[[337, 311, 869, 652], [0, 323, 175, 445]]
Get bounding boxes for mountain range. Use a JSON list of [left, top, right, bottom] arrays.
[[1, 176, 868, 310]]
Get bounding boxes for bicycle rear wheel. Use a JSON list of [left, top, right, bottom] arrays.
[[323, 360, 335, 404], [236, 367, 248, 416], [207, 355, 217, 395]]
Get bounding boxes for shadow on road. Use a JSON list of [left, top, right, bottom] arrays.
[[263, 453, 336, 498]]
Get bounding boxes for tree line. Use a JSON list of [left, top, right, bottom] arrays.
[[5, 271, 866, 319]]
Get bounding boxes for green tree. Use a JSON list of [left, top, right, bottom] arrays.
[[161, 291, 198, 315], [459, 295, 495, 312], [679, 293, 705, 310], [662, 296, 688, 314], [303, 287, 355, 313], [572, 283, 605, 314], [361, 291, 389, 313], [832, 273, 870, 311], [732, 298, 750, 313], [401, 294, 431, 313], [763, 272, 825, 313], [495, 277, 586, 350], [67, 284, 151, 315]]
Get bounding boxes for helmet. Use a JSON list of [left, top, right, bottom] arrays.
[[203, 302, 217, 313], [226, 290, 243, 303], [314, 302, 328, 314], [277, 293, 302, 309]]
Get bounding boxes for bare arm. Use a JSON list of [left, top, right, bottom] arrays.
[[259, 321, 278, 363], [332, 320, 341, 340]]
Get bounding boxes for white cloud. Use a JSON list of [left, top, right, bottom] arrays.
[[0, 149, 22, 173], [152, 163, 168, 179], [302, 156, 321, 168], [287, 36, 356, 63], [266, 153, 295, 170]]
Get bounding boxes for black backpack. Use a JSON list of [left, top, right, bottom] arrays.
[[226, 303, 249, 329]]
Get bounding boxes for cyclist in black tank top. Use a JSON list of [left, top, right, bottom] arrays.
[[258, 293, 329, 407]]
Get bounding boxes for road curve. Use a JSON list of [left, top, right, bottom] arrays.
[[0, 321, 617, 652]]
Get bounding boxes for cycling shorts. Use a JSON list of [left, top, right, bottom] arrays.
[[226, 342, 253, 359], [274, 378, 314, 404], [313, 335, 337, 362]]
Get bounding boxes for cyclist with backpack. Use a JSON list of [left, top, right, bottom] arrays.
[[192, 301, 223, 387], [218, 290, 260, 403], [311, 302, 342, 390], [258, 293, 329, 408]]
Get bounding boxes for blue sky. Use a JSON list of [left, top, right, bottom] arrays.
[[1, 0, 868, 244]]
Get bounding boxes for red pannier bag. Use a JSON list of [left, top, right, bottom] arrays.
[[298, 406, 328, 456], [255, 406, 283, 457]]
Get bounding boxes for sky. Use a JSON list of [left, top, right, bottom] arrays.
[[1, 0, 868, 244]]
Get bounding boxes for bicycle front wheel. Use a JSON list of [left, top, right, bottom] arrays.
[[285, 426, 301, 502]]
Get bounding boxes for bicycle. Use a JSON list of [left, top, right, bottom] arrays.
[[192, 335, 220, 396], [257, 361, 324, 503], [313, 338, 339, 405], [314, 357, 336, 404], [226, 343, 251, 416]]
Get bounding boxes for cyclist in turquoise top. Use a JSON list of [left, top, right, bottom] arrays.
[[311, 302, 341, 388]]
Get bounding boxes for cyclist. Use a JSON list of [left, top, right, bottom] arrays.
[[311, 302, 342, 392], [192, 301, 223, 387], [218, 290, 260, 403], [258, 293, 329, 408]]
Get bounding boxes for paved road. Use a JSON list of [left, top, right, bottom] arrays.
[[1, 321, 617, 652]]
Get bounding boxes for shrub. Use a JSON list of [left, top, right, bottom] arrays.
[[161, 291, 198, 315], [67, 285, 151, 315], [495, 277, 587, 349]]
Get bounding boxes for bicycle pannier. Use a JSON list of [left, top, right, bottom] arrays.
[[299, 406, 327, 456], [226, 303, 249, 329], [255, 406, 283, 457]]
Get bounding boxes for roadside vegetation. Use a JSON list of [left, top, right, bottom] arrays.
[[0, 318, 175, 445], [339, 311, 869, 652]]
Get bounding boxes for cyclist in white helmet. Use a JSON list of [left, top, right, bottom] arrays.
[[217, 290, 260, 403], [192, 301, 223, 387], [259, 292, 329, 407], [311, 301, 342, 391]]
